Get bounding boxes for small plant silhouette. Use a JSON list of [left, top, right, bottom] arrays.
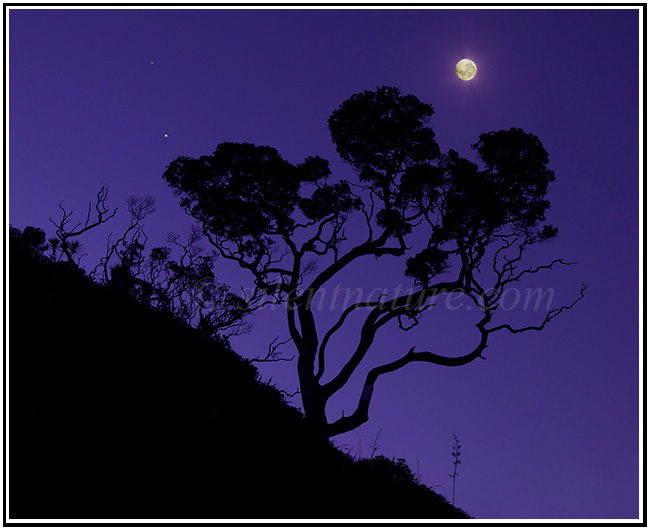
[[450, 433, 461, 506], [369, 428, 382, 458]]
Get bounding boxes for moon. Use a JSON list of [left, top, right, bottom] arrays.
[[455, 59, 477, 81]]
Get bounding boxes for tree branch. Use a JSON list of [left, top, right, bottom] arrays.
[[326, 333, 489, 437], [50, 185, 118, 265], [305, 227, 401, 295], [315, 300, 381, 382], [250, 336, 295, 363], [320, 279, 464, 399], [487, 283, 587, 334]]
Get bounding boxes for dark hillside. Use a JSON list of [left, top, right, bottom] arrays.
[[9, 227, 470, 519]]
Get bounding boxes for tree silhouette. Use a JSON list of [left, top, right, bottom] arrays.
[[163, 85, 586, 438]]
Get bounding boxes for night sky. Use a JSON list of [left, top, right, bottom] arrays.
[[9, 7, 641, 520]]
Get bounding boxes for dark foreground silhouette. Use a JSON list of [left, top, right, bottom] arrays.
[[9, 226, 470, 519]]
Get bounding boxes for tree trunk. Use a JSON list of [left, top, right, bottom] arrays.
[[294, 300, 331, 439], [298, 359, 328, 437], [298, 355, 336, 444]]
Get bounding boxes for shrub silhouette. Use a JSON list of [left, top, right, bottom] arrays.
[[9, 225, 469, 519]]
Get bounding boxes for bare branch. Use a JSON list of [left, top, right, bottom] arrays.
[[251, 336, 295, 363], [397, 312, 420, 332], [88, 195, 157, 288], [200, 226, 293, 299], [279, 388, 301, 398], [261, 376, 300, 398], [305, 226, 406, 296], [321, 279, 465, 399], [49, 185, 118, 265], [487, 283, 587, 335], [505, 258, 575, 285], [316, 299, 381, 381], [326, 333, 489, 437]]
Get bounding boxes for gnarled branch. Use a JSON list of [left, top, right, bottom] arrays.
[[316, 299, 381, 381], [49, 185, 118, 265], [487, 283, 588, 334], [326, 332, 489, 437]]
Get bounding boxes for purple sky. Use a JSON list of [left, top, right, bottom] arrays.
[[9, 7, 641, 520]]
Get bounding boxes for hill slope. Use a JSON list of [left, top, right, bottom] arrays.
[[9, 227, 470, 519]]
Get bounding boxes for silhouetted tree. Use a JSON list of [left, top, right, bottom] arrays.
[[163, 85, 586, 438]]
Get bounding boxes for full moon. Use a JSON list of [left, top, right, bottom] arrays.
[[455, 59, 477, 81]]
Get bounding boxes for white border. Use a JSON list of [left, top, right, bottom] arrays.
[[4, 2, 645, 526]]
